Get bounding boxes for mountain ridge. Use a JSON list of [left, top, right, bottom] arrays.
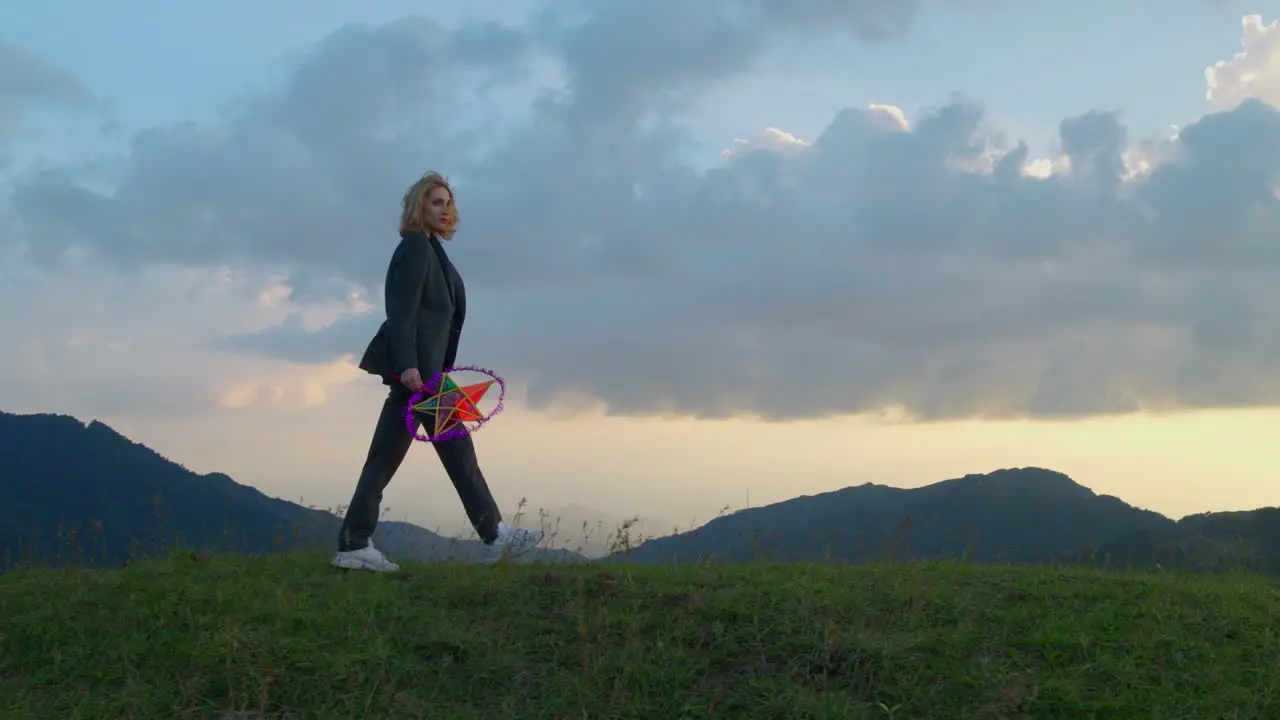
[[0, 409, 585, 570], [3, 409, 1277, 576], [614, 465, 1175, 566]]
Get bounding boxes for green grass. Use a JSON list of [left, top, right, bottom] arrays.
[[2, 554, 1279, 719]]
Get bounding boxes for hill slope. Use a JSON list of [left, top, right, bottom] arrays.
[[1091, 506, 1280, 574], [616, 467, 1174, 565], [2, 556, 1277, 718], [0, 410, 583, 569]]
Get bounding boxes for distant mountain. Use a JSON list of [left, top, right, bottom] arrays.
[[7, 409, 1274, 576], [1084, 507, 1280, 575], [611, 467, 1177, 566], [0, 411, 584, 570]]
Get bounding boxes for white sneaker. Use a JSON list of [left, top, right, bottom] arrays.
[[331, 541, 400, 572], [483, 522, 543, 564]]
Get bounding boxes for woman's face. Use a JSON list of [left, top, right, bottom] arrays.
[[422, 186, 452, 235]]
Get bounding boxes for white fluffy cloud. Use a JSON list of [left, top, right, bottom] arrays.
[[1207, 14, 1280, 110], [3, 8, 1280, 424], [721, 127, 813, 160]]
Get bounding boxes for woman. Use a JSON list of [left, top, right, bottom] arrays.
[[332, 171, 542, 572]]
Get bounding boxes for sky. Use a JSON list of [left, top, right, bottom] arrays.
[[2, 1, 1278, 551]]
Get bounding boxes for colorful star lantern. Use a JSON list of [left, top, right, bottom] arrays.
[[409, 373, 495, 439], [401, 366, 507, 443]]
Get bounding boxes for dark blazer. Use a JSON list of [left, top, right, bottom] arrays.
[[359, 230, 466, 383]]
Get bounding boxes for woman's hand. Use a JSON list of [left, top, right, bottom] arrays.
[[400, 368, 424, 392]]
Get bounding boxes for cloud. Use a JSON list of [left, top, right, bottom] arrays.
[[6, 18, 536, 296], [4, 9, 1280, 424], [536, 0, 981, 121], [216, 311, 373, 365], [0, 44, 96, 138], [1206, 15, 1280, 110], [0, 260, 362, 421], [721, 127, 813, 160]]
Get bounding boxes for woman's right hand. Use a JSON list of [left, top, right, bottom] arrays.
[[400, 368, 424, 392]]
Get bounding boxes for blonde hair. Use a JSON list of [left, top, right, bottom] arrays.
[[399, 171, 459, 239]]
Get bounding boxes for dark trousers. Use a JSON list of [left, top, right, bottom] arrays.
[[337, 384, 502, 551]]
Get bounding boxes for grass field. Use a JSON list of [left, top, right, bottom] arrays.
[[2, 553, 1279, 719]]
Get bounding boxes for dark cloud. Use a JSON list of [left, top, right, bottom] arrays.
[[5, 8, 1280, 422], [538, 0, 985, 121], [216, 313, 373, 364], [0, 44, 96, 137], [8, 19, 535, 298]]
